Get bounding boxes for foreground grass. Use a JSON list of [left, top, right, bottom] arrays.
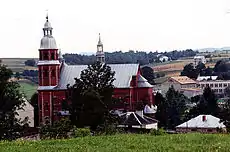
[[1, 133, 230, 152]]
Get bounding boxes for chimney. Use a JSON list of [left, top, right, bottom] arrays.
[[202, 115, 206, 122]]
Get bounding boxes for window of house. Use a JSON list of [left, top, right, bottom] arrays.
[[210, 84, 213, 88], [219, 83, 222, 87], [215, 84, 218, 87], [219, 89, 222, 93], [51, 52, 55, 60], [197, 84, 200, 87], [201, 84, 205, 88], [224, 84, 227, 87], [206, 84, 209, 87]]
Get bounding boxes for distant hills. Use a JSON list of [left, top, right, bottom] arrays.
[[198, 47, 230, 53]]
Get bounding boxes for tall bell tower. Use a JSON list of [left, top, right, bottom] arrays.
[[37, 15, 60, 125], [96, 33, 105, 63]]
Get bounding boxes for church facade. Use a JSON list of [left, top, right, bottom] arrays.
[[37, 16, 154, 125]]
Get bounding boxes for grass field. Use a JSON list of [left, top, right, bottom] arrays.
[[0, 133, 230, 152], [19, 80, 37, 100], [0, 58, 38, 72]]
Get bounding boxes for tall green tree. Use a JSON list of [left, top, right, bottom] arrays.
[[30, 92, 39, 127], [155, 87, 188, 129], [0, 64, 26, 140], [186, 87, 218, 120], [141, 66, 155, 85], [67, 62, 116, 130]]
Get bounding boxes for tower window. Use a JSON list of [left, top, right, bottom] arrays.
[[44, 69, 48, 77], [51, 53, 55, 60], [51, 69, 55, 77], [44, 52, 48, 60]]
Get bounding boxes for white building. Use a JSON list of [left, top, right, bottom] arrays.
[[176, 115, 226, 133], [194, 56, 206, 66], [196, 76, 230, 95], [159, 55, 169, 62]]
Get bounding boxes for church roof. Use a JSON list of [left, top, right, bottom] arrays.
[[57, 63, 140, 89]]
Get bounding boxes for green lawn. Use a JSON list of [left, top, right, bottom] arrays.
[[1, 133, 230, 152], [19, 81, 37, 100]]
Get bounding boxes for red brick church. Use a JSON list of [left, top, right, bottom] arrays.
[[37, 16, 154, 125]]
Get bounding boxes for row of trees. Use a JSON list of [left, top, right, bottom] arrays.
[[63, 49, 197, 65], [181, 58, 230, 80]]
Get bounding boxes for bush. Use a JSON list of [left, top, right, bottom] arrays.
[[73, 127, 91, 137], [39, 118, 72, 139], [149, 128, 166, 136]]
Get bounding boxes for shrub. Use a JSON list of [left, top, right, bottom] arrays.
[[150, 128, 166, 136], [73, 127, 91, 137], [39, 118, 72, 139]]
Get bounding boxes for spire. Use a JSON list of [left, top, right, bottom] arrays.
[[96, 33, 105, 63], [98, 33, 103, 46], [43, 12, 53, 36]]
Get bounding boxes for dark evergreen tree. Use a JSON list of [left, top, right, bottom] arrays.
[[67, 62, 116, 130], [141, 66, 155, 85], [0, 64, 26, 140], [155, 87, 188, 129], [30, 92, 39, 127]]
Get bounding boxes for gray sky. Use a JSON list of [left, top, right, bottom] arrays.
[[1, 0, 230, 58]]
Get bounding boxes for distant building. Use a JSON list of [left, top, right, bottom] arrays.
[[161, 76, 202, 98], [118, 112, 158, 130], [194, 56, 206, 66], [176, 115, 226, 133], [196, 76, 230, 95], [158, 55, 169, 62]]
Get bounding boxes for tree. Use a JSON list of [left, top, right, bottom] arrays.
[[219, 100, 230, 132], [0, 64, 26, 140], [30, 92, 39, 127], [186, 87, 218, 120], [67, 62, 116, 130], [24, 59, 36, 67], [155, 87, 188, 129], [181, 63, 198, 79], [141, 66, 155, 85]]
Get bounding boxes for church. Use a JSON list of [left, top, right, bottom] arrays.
[[37, 16, 154, 125]]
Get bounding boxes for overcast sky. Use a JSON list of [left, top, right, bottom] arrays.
[[1, 0, 230, 58]]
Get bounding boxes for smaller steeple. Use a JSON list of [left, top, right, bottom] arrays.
[[96, 33, 105, 63]]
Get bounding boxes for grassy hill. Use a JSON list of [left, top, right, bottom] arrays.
[[0, 58, 37, 73], [1, 133, 230, 152], [18, 80, 37, 100]]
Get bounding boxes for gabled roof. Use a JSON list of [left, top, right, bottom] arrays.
[[137, 75, 153, 88], [119, 112, 158, 126], [169, 76, 196, 85], [57, 63, 140, 89], [176, 115, 226, 128]]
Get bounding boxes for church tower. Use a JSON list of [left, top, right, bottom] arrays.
[[96, 33, 105, 63], [37, 15, 60, 125]]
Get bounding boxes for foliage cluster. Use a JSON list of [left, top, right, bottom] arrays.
[[63, 49, 197, 65], [149, 128, 167, 136], [73, 127, 91, 137], [24, 59, 36, 67]]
